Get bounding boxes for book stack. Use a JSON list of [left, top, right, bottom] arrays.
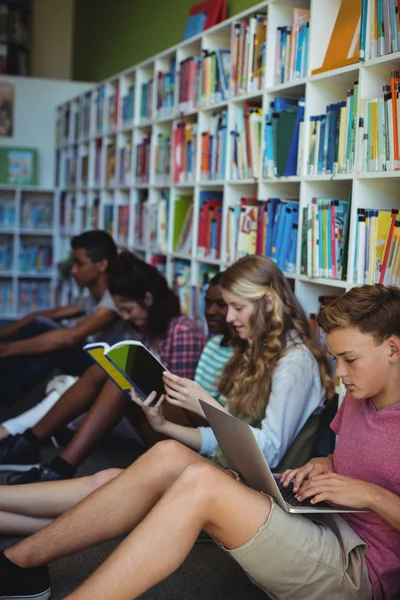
[[300, 198, 350, 280], [121, 84, 135, 125], [20, 197, 53, 229], [134, 196, 147, 248], [140, 79, 153, 121], [135, 134, 151, 184], [177, 56, 201, 113], [198, 49, 231, 105], [230, 103, 263, 179], [19, 242, 53, 273], [307, 84, 358, 176], [353, 208, 400, 285], [357, 70, 400, 172], [153, 190, 169, 254], [226, 197, 299, 272], [197, 191, 223, 259], [81, 93, 92, 138], [104, 204, 114, 236], [117, 205, 130, 246], [107, 82, 119, 131], [156, 60, 176, 119], [0, 237, 13, 270], [95, 85, 106, 134], [230, 13, 267, 96], [274, 8, 309, 84], [154, 133, 172, 184], [200, 110, 227, 181], [0, 197, 16, 228], [18, 281, 52, 313], [106, 143, 117, 186], [173, 259, 192, 316], [119, 138, 133, 185], [172, 121, 197, 183], [0, 281, 13, 314], [360, 0, 400, 60], [263, 97, 305, 177], [94, 140, 102, 187]]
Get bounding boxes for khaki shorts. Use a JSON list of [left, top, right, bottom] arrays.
[[223, 497, 373, 600]]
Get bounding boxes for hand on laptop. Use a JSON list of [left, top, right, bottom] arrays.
[[292, 473, 377, 510], [280, 456, 334, 492], [163, 372, 220, 416], [130, 389, 167, 432]]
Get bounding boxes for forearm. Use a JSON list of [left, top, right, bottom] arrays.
[[5, 328, 77, 357], [157, 421, 202, 452], [367, 485, 400, 532]]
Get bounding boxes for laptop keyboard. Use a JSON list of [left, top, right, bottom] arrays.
[[273, 475, 331, 508]]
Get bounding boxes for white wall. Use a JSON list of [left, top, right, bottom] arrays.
[[31, 0, 75, 80], [0, 77, 92, 186]]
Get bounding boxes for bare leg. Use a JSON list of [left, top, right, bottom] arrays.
[[0, 469, 121, 521], [68, 463, 271, 600], [0, 513, 52, 535], [5, 441, 208, 567], [32, 364, 107, 440], [0, 425, 8, 440], [59, 380, 128, 467]]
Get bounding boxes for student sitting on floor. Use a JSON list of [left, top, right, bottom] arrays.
[[135, 255, 334, 472], [0, 251, 206, 483], [0, 283, 398, 600], [0, 229, 121, 408]]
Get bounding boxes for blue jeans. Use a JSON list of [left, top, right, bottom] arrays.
[[0, 317, 93, 408]]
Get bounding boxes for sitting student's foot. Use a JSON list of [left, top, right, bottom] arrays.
[[7, 464, 66, 485], [0, 551, 50, 599], [0, 434, 40, 472]]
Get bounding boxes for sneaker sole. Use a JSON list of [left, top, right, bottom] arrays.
[[0, 463, 40, 472], [0, 588, 50, 599]]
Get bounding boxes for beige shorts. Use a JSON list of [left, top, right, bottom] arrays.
[[223, 497, 373, 600]]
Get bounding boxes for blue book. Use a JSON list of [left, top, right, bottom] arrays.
[[284, 98, 305, 176]]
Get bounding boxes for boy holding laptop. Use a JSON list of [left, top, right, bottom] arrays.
[[0, 284, 399, 600]]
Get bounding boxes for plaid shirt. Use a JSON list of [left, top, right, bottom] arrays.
[[143, 315, 206, 379]]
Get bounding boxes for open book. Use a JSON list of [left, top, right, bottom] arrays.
[[83, 340, 168, 400]]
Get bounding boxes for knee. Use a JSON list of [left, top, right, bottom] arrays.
[[90, 468, 122, 490], [175, 462, 220, 502], [149, 439, 188, 463]]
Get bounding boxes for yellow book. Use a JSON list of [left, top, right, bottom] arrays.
[[374, 210, 392, 282]]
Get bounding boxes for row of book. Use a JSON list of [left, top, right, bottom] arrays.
[[140, 80, 153, 121], [360, 0, 400, 61], [0, 240, 12, 271], [0, 198, 53, 230], [231, 103, 262, 179], [226, 197, 299, 271], [18, 281, 52, 312], [177, 50, 230, 112], [300, 198, 351, 280], [172, 121, 197, 183], [307, 83, 358, 176], [274, 9, 310, 84], [353, 207, 400, 285], [174, 261, 219, 326], [0, 280, 13, 314], [230, 14, 266, 96], [157, 61, 176, 118], [155, 134, 172, 184], [357, 70, 400, 172], [263, 97, 304, 177], [19, 243, 53, 273], [200, 111, 227, 181]]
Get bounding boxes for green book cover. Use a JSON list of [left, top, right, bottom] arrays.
[[0, 147, 38, 185]]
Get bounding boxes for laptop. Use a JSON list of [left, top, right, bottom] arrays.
[[200, 401, 366, 514]]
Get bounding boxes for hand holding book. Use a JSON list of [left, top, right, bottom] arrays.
[[130, 390, 167, 431]]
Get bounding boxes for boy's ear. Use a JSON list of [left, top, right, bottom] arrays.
[[97, 258, 108, 273], [388, 336, 400, 363]]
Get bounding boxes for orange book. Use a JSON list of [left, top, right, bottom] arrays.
[[312, 0, 362, 75]]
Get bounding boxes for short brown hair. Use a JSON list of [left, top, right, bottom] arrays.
[[318, 284, 400, 343]]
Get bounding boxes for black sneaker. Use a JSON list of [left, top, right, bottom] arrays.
[[0, 434, 40, 472], [7, 464, 65, 485], [0, 551, 50, 599]]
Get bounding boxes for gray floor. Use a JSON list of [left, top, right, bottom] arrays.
[[0, 434, 269, 599]]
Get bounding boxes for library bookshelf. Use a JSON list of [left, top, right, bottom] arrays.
[[0, 77, 92, 319], [54, 0, 400, 329]]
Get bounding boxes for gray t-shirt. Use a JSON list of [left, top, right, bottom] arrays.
[[78, 289, 126, 345]]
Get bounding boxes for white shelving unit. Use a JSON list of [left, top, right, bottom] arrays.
[[0, 77, 92, 319], [54, 0, 400, 318]]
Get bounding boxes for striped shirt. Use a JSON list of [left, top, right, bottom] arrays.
[[194, 335, 233, 405]]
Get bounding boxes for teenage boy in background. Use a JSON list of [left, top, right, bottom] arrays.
[[0, 230, 120, 408]]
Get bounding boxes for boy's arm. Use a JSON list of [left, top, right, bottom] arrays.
[[0, 307, 117, 358], [0, 303, 83, 340]]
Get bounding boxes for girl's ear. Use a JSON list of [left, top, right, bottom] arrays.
[[264, 293, 275, 313], [144, 291, 154, 307]]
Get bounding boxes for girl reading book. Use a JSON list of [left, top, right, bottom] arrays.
[[134, 254, 334, 471]]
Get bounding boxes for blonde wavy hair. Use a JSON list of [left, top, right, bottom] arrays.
[[218, 255, 335, 418]]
